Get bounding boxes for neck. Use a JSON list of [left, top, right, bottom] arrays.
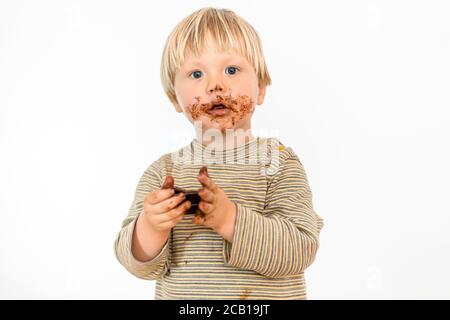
[[195, 129, 255, 150]]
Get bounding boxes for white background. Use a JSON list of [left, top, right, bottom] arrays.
[[1, 0, 449, 299]]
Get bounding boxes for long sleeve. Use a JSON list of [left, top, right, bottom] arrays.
[[223, 152, 324, 279], [114, 159, 171, 280]]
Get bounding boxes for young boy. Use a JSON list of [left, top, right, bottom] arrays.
[[114, 7, 324, 300]]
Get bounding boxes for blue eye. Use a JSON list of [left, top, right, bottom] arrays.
[[190, 70, 203, 79], [226, 66, 239, 75]]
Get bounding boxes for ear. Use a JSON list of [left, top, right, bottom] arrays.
[[256, 84, 267, 105]]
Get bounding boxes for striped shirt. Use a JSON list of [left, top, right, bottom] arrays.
[[114, 136, 324, 299]]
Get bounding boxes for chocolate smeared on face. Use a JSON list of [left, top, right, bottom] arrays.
[[187, 94, 254, 126]]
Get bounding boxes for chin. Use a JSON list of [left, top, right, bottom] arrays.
[[205, 121, 236, 133], [191, 111, 251, 133]]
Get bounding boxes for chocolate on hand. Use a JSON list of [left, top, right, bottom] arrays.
[[161, 176, 174, 189]]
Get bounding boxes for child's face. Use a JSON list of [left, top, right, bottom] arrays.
[[173, 35, 266, 134]]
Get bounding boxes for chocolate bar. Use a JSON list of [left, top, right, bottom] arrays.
[[173, 187, 201, 215]]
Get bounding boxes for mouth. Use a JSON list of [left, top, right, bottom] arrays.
[[208, 103, 230, 116], [207, 98, 232, 116], [188, 94, 253, 126]]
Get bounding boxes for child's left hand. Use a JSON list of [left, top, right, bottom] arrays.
[[192, 166, 236, 234]]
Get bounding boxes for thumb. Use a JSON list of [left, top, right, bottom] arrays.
[[199, 166, 209, 177], [161, 175, 174, 189]]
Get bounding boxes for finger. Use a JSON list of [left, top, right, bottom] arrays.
[[198, 187, 215, 203], [161, 175, 174, 189], [199, 166, 209, 178], [154, 217, 183, 231], [192, 215, 205, 225], [198, 169, 218, 192], [146, 175, 175, 205], [153, 192, 187, 214], [199, 200, 213, 214], [146, 187, 175, 205], [159, 201, 191, 223]]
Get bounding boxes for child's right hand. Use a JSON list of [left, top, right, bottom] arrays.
[[141, 176, 191, 233]]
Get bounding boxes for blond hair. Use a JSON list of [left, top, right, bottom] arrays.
[[160, 7, 272, 104]]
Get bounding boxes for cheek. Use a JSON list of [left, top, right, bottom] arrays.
[[175, 87, 202, 117], [233, 95, 254, 117], [185, 96, 210, 120], [231, 88, 258, 109], [175, 82, 201, 111]]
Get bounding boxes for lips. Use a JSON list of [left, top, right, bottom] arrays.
[[210, 104, 226, 110], [207, 98, 231, 116], [207, 106, 231, 116]]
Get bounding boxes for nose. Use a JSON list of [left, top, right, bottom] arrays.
[[206, 78, 227, 95]]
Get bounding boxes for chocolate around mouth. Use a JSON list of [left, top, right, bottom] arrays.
[[188, 94, 254, 126], [208, 96, 235, 111]]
